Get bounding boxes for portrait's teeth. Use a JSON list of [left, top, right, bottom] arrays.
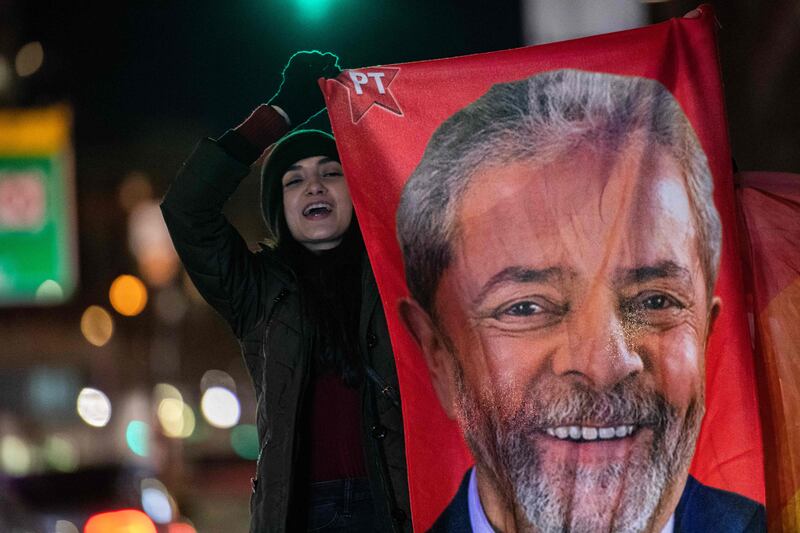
[[598, 427, 616, 439], [547, 424, 637, 441]]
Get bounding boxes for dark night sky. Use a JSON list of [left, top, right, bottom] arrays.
[[20, 1, 524, 141]]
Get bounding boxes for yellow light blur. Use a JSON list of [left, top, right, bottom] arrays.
[[15, 41, 43, 77], [0, 435, 32, 476], [44, 435, 79, 472], [157, 399, 195, 439], [80, 306, 114, 347], [157, 398, 182, 435], [154, 383, 182, 403], [109, 274, 148, 316], [35, 279, 64, 303]]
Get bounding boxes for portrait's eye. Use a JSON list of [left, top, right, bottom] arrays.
[[636, 292, 684, 311], [622, 291, 687, 329], [483, 296, 566, 332], [642, 294, 671, 310], [503, 301, 543, 316]]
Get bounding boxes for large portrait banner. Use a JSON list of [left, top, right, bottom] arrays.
[[322, 8, 765, 532]]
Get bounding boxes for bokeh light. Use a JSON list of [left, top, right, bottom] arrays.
[[200, 386, 241, 429], [76, 387, 112, 427], [54, 520, 79, 533], [141, 478, 175, 524], [43, 435, 79, 472], [126, 420, 149, 457], [157, 398, 183, 431], [200, 369, 236, 393], [154, 382, 182, 402], [84, 510, 156, 533], [35, 279, 64, 303], [109, 274, 148, 316], [296, 0, 333, 21], [80, 305, 114, 347], [157, 398, 196, 439], [15, 41, 44, 77], [231, 424, 259, 460], [129, 202, 180, 287], [118, 171, 154, 212], [0, 435, 32, 476]]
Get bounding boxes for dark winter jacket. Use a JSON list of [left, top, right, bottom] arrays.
[[161, 137, 410, 532]]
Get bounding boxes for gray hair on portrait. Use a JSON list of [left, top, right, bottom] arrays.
[[396, 69, 722, 315]]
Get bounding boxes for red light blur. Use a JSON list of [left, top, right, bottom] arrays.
[[84, 509, 156, 533]]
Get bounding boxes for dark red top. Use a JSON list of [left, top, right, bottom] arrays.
[[307, 373, 367, 481]]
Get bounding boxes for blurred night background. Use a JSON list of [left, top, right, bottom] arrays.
[[0, 1, 797, 531]]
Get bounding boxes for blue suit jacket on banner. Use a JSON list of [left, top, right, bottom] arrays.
[[428, 469, 765, 533]]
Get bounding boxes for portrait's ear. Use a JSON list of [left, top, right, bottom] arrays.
[[398, 297, 458, 419]]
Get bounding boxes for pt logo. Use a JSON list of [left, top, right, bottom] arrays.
[[335, 67, 402, 123]]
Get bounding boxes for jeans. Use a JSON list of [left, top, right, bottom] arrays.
[[306, 478, 376, 532]]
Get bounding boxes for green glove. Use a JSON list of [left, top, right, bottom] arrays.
[[269, 50, 342, 126]]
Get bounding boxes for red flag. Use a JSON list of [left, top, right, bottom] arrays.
[[324, 7, 764, 531], [737, 171, 800, 532]]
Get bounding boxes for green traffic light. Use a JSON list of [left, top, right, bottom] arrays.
[[296, 0, 333, 21]]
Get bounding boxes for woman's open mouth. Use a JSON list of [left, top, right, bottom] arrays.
[[303, 202, 333, 219]]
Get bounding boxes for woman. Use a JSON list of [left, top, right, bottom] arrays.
[[161, 52, 409, 532]]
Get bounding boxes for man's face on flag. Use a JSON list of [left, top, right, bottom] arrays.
[[426, 139, 719, 531]]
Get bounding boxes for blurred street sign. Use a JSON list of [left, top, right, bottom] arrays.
[[0, 106, 77, 305]]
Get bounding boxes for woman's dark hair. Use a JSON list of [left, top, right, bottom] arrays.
[[277, 220, 365, 387], [260, 129, 363, 385]]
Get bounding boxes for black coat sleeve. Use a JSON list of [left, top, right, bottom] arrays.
[[160, 138, 266, 337]]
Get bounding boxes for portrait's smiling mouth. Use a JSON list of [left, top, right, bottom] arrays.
[[545, 424, 637, 442], [303, 202, 333, 218], [530, 418, 654, 464]]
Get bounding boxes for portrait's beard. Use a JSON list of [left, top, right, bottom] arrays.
[[452, 364, 704, 533]]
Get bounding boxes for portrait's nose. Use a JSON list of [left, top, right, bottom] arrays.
[[553, 302, 644, 389], [304, 176, 326, 195]]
